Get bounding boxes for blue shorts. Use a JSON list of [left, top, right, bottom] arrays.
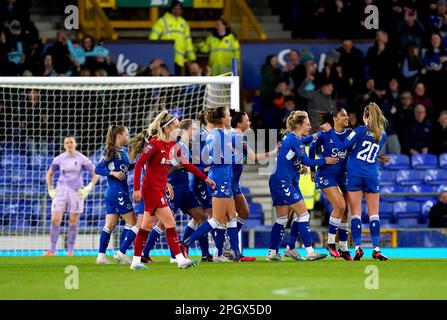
[[346, 174, 380, 193], [209, 180, 233, 198], [269, 177, 303, 207], [105, 192, 134, 215], [168, 184, 201, 214], [134, 200, 145, 215], [190, 178, 212, 209], [315, 171, 347, 193]]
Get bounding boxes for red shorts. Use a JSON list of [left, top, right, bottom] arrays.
[[142, 189, 169, 215]]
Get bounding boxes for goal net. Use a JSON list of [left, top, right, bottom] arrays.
[[0, 76, 239, 256]]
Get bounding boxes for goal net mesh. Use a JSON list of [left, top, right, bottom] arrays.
[[0, 78, 235, 256]]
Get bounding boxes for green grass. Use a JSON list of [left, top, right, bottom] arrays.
[[1, 257, 446, 299]]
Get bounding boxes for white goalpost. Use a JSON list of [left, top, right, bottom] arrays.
[[0, 76, 240, 256]]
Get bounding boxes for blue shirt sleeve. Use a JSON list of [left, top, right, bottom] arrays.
[[95, 151, 111, 176], [291, 140, 325, 167], [328, 127, 362, 150]]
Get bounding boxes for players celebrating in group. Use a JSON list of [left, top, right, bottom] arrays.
[[48, 101, 389, 268]]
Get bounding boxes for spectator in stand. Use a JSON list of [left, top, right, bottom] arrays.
[[291, 49, 316, 93], [4, 20, 25, 75], [282, 49, 300, 89], [45, 31, 73, 75], [366, 30, 397, 88], [381, 79, 402, 154], [159, 63, 170, 76], [413, 82, 435, 116], [188, 61, 205, 76], [298, 77, 335, 133], [399, 91, 416, 122], [260, 54, 282, 111], [197, 18, 240, 76], [348, 111, 359, 129], [395, 9, 426, 53], [281, 95, 297, 128], [315, 49, 344, 101], [432, 111, 447, 154], [405, 104, 432, 154], [401, 42, 422, 90], [427, 0, 447, 36], [337, 39, 365, 102], [39, 54, 58, 76], [139, 58, 164, 76], [428, 191, 447, 228], [0, 0, 31, 26], [265, 79, 293, 129], [149, 0, 195, 75], [423, 32, 447, 71]]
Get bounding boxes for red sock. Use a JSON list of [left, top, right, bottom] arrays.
[[166, 228, 181, 256], [133, 229, 149, 257]]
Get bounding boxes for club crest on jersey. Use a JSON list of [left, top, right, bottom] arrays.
[[144, 144, 153, 154], [293, 193, 299, 199]]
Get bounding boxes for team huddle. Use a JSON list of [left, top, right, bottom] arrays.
[[43, 101, 389, 269]]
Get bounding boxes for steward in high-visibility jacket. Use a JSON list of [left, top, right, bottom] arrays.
[[149, 10, 195, 72], [197, 29, 240, 76]]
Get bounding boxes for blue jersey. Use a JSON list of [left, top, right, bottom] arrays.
[[168, 140, 190, 187], [95, 147, 134, 199], [309, 129, 351, 176], [191, 128, 211, 172], [328, 125, 387, 179], [271, 132, 325, 184], [231, 130, 250, 187]]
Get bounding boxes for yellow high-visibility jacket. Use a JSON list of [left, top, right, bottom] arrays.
[[198, 31, 240, 76], [149, 13, 196, 67]]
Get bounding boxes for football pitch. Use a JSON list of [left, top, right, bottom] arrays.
[[1, 255, 447, 300]]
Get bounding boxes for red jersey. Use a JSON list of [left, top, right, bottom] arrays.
[[134, 137, 207, 192]]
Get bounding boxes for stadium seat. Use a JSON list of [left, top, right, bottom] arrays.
[[424, 169, 447, 185], [395, 170, 424, 186], [248, 203, 263, 219], [1, 154, 28, 169], [411, 154, 438, 170], [421, 200, 436, 224], [439, 153, 447, 169], [381, 185, 406, 202], [245, 218, 263, 228], [437, 185, 447, 193], [384, 154, 410, 170], [378, 170, 396, 186], [379, 202, 395, 223], [407, 185, 438, 202], [393, 201, 421, 226]]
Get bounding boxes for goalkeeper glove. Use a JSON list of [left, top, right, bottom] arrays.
[[48, 186, 58, 199], [77, 182, 94, 199]]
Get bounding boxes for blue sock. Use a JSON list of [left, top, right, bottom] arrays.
[[227, 219, 240, 255], [99, 227, 111, 254], [182, 220, 197, 241], [143, 226, 163, 256], [237, 217, 245, 232], [369, 215, 381, 248], [119, 226, 137, 254], [198, 233, 210, 257], [338, 222, 349, 242], [269, 216, 287, 251], [288, 219, 299, 249], [119, 225, 130, 247], [351, 216, 362, 247], [184, 219, 217, 247], [297, 212, 312, 248], [215, 228, 225, 256]]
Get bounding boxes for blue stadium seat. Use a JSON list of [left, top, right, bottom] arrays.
[[437, 185, 447, 193], [395, 170, 424, 186], [393, 201, 421, 226], [241, 187, 250, 195], [28, 154, 53, 170], [1, 154, 28, 169], [378, 170, 396, 186], [245, 218, 262, 228], [424, 169, 447, 185], [380, 185, 406, 201], [384, 154, 410, 170], [421, 199, 436, 224], [439, 153, 447, 169], [411, 154, 438, 170], [379, 202, 395, 223], [407, 185, 438, 202]]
